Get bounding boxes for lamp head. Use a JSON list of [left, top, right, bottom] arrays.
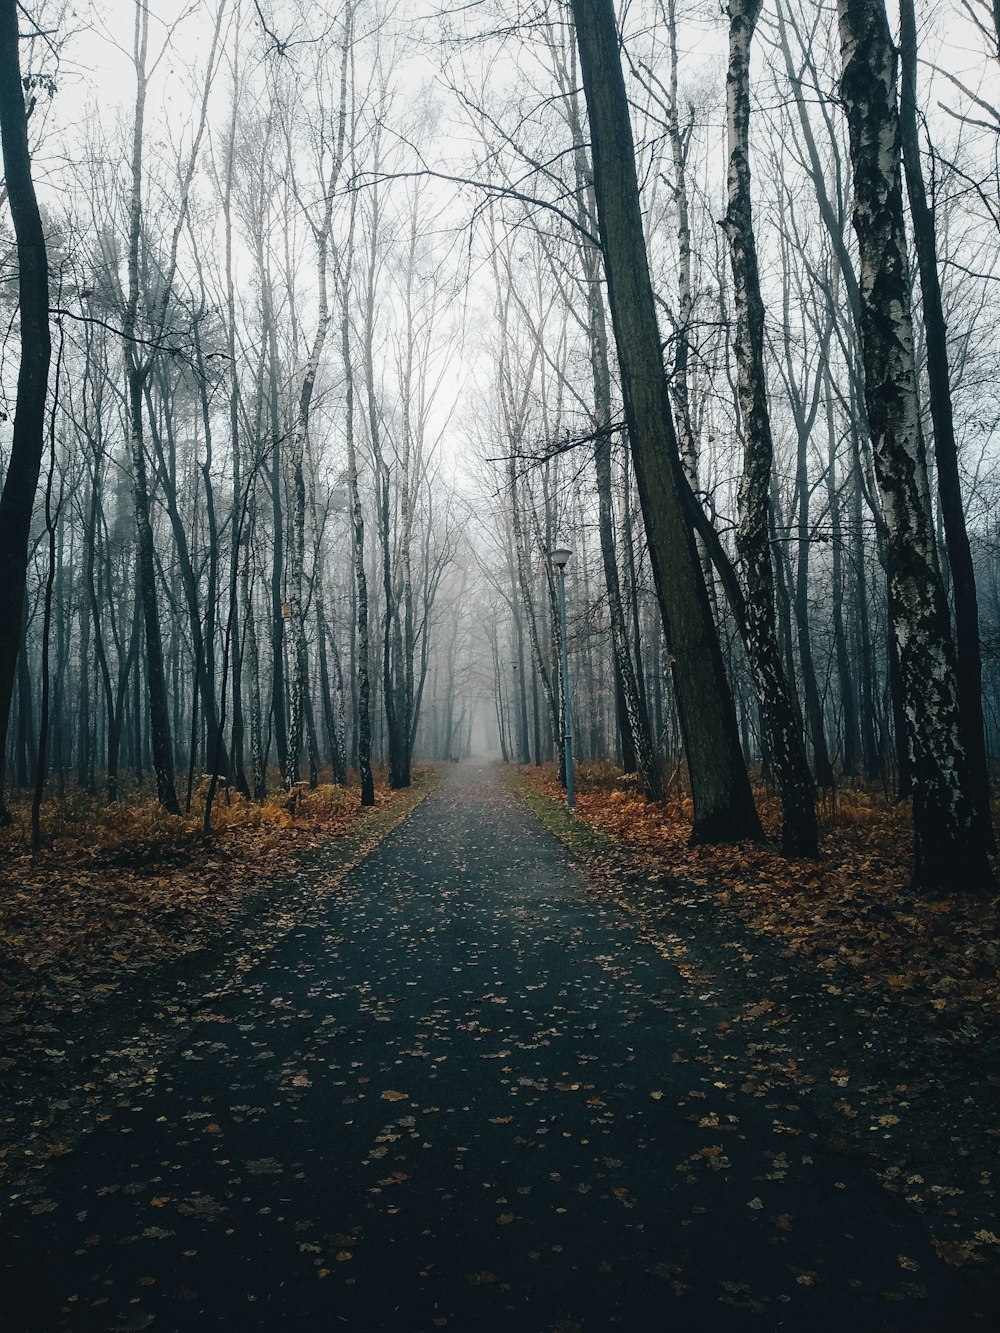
[[550, 545, 572, 570]]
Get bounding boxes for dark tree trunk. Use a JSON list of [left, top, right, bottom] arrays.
[[267, 334, 289, 778], [123, 3, 178, 814], [126, 368, 178, 812], [0, 0, 52, 822], [15, 601, 36, 789], [824, 366, 861, 777], [559, 48, 660, 796], [569, 0, 760, 844], [514, 608, 530, 766], [342, 245, 374, 807], [31, 333, 63, 851]]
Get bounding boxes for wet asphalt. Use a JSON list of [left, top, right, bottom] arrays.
[[0, 762, 986, 1331]]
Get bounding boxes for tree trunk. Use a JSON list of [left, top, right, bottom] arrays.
[[898, 0, 994, 851], [555, 35, 660, 795], [823, 363, 861, 777], [32, 382, 61, 853], [122, 2, 178, 814], [341, 217, 375, 807], [0, 0, 52, 823], [838, 0, 993, 892], [267, 311, 289, 779], [569, 0, 761, 843], [724, 0, 818, 856]]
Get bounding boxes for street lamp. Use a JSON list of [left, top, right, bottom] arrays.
[[550, 544, 574, 810]]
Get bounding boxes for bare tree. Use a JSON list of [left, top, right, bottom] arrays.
[[838, 0, 994, 892], [569, 0, 761, 843], [898, 0, 994, 852], [0, 0, 52, 824], [723, 0, 818, 856]]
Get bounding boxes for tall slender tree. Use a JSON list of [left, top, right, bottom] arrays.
[[898, 0, 994, 852], [0, 0, 52, 825], [723, 0, 818, 856], [569, 0, 761, 843], [838, 0, 994, 892]]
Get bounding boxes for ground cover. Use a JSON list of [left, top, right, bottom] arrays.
[[2, 761, 990, 1330], [513, 761, 1000, 1290], [0, 770, 438, 1081], [516, 763, 1000, 1037]]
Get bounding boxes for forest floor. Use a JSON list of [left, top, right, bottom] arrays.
[[1, 759, 993, 1330], [0, 771, 438, 1084], [516, 762, 1000, 1285]]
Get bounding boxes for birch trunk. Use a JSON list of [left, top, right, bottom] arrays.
[[838, 0, 994, 892], [723, 0, 818, 856], [898, 0, 994, 851]]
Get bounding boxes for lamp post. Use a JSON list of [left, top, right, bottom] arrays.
[[551, 544, 574, 810]]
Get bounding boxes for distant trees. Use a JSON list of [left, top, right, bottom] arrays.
[[1, 0, 998, 892]]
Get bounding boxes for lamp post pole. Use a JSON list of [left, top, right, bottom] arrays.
[[552, 546, 575, 810]]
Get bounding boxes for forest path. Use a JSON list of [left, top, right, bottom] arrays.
[[2, 761, 984, 1331]]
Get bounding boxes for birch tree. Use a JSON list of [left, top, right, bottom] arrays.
[[898, 0, 994, 852], [723, 0, 818, 856], [838, 0, 994, 891]]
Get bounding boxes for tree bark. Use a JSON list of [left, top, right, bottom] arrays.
[[341, 212, 375, 807], [569, 0, 761, 843], [285, 11, 349, 785], [838, 0, 994, 892], [823, 363, 860, 776], [898, 0, 994, 851], [0, 0, 52, 824], [723, 0, 818, 857]]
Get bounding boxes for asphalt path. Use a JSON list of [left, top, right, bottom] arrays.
[[1, 762, 985, 1331]]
